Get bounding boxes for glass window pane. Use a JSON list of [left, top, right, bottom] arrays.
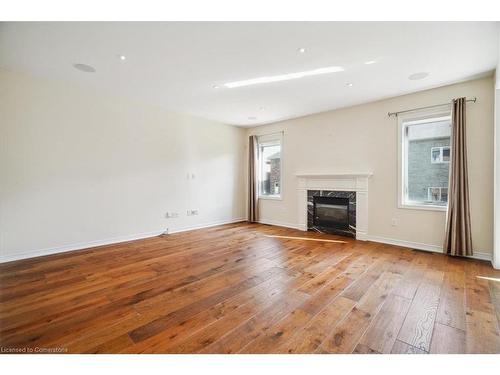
[[431, 148, 441, 163], [259, 143, 281, 196], [428, 187, 440, 202], [441, 187, 448, 203], [442, 147, 450, 162], [406, 118, 450, 206]]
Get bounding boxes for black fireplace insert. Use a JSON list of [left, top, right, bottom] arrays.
[[313, 196, 350, 230], [307, 190, 356, 237]]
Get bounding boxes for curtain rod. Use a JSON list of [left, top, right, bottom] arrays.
[[388, 97, 477, 117], [256, 131, 284, 137]]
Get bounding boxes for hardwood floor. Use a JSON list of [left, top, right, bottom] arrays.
[[1, 222, 499, 354]]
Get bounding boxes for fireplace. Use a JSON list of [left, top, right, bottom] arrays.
[[307, 190, 356, 237], [297, 173, 371, 240]]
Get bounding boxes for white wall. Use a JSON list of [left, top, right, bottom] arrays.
[[0, 69, 246, 262], [248, 76, 494, 259], [494, 27, 500, 269], [495, 84, 500, 268]]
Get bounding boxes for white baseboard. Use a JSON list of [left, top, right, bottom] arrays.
[[365, 234, 492, 262], [257, 219, 301, 230], [0, 217, 246, 264], [167, 218, 246, 235], [469, 251, 493, 262]]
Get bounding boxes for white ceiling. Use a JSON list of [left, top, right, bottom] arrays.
[[0, 22, 498, 126]]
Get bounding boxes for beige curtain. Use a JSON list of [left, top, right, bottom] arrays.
[[248, 135, 259, 222], [443, 97, 473, 256]]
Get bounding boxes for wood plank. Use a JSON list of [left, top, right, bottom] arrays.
[[298, 254, 357, 295], [85, 334, 135, 354], [319, 272, 401, 353], [429, 323, 465, 354], [177, 292, 309, 354], [436, 269, 466, 330], [127, 265, 283, 343], [391, 259, 425, 300], [358, 294, 412, 353], [341, 258, 388, 301], [465, 274, 495, 314], [465, 309, 500, 353], [239, 308, 312, 353], [299, 274, 354, 315], [352, 343, 381, 354], [391, 340, 426, 354], [396, 270, 443, 352], [275, 297, 356, 354], [356, 271, 402, 315], [199, 284, 313, 354], [489, 281, 500, 329]]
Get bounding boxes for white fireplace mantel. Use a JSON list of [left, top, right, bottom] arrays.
[[296, 172, 373, 240], [295, 172, 373, 179]]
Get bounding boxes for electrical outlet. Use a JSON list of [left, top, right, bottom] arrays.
[[191, 209, 199, 215], [165, 212, 179, 218], [187, 210, 191, 216], [391, 218, 398, 227]]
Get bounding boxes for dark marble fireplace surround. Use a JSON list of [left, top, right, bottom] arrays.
[[307, 190, 356, 237]]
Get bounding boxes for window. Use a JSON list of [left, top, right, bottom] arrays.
[[257, 133, 282, 199], [428, 187, 448, 203], [398, 112, 451, 210], [431, 146, 450, 164]]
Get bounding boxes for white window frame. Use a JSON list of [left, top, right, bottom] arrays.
[[257, 132, 283, 200], [397, 108, 451, 212], [430, 146, 451, 164], [427, 187, 448, 203]]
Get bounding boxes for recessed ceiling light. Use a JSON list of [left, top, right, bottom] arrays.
[[248, 116, 257, 120], [212, 85, 220, 89], [224, 66, 344, 89], [118, 55, 126, 61], [346, 83, 353, 87], [364, 60, 376, 65], [73, 63, 96, 73], [297, 47, 306, 53], [408, 72, 429, 80]]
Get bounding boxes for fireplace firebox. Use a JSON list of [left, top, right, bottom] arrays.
[[307, 190, 356, 237]]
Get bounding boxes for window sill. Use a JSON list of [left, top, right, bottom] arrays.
[[399, 203, 447, 212], [259, 195, 282, 201]]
